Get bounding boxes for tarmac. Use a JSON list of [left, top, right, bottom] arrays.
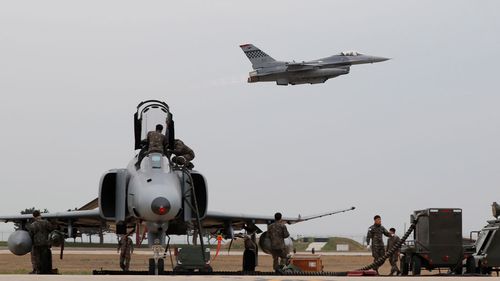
[[0, 249, 494, 280], [0, 276, 495, 281], [0, 249, 371, 256]]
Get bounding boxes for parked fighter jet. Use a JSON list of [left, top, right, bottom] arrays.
[[0, 100, 355, 274], [240, 44, 389, 85]]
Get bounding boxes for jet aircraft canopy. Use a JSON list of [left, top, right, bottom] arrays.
[[134, 100, 174, 150], [339, 51, 361, 56]]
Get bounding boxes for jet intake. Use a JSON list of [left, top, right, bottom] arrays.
[[8, 230, 32, 256], [189, 172, 208, 219], [99, 169, 128, 223]]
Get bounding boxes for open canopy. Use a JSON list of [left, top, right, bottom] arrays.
[[134, 100, 174, 150]]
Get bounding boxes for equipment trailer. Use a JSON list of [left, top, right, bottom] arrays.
[[400, 208, 473, 275]]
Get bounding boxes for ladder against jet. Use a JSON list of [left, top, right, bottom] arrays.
[[240, 44, 389, 85]]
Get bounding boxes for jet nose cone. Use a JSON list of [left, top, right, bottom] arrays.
[[151, 197, 171, 215], [371, 56, 390, 63]]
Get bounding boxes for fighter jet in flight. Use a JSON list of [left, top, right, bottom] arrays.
[[240, 44, 389, 85], [0, 100, 355, 274]]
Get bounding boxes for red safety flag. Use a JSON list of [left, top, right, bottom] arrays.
[[212, 235, 223, 261]]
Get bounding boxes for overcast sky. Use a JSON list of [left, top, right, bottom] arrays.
[[0, 0, 499, 238]]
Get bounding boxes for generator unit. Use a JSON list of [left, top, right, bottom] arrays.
[[400, 208, 466, 275], [173, 245, 212, 273]]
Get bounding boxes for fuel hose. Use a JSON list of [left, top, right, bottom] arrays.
[[359, 213, 422, 271]]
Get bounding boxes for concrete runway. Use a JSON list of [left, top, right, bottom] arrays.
[[0, 276, 495, 281], [0, 249, 371, 256]]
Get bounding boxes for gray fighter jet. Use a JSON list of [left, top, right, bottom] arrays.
[[240, 44, 389, 85], [0, 100, 355, 274]]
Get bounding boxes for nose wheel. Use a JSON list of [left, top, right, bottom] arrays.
[[148, 258, 165, 275], [148, 243, 165, 275]]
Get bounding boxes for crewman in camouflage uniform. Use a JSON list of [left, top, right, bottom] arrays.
[[267, 212, 290, 271], [28, 210, 54, 274], [146, 124, 168, 154], [366, 215, 392, 273], [170, 139, 195, 169], [242, 234, 257, 271], [387, 227, 401, 275], [136, 124, 169, 169], [118, 234, 134, 271]]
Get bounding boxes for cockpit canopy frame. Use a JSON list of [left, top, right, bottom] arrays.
[[134, 100, 175, 150], [339, 51, 362, 56]]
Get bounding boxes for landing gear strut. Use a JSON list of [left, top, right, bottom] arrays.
[[148, 242, 165, 275]]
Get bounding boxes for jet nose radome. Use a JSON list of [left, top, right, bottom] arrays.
[[370, 56, 390, 63], [151, 197, 171, 215]]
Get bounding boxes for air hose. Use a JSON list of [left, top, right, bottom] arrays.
[[174, 157, 422, 275], [359, 213, 422, 271]]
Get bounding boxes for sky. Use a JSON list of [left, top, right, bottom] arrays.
[[0, 0, 499, 238]]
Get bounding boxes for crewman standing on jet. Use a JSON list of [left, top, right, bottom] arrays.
[[267, 212, 290, 271], [170, 139, 195, 169], [366, 215, 392, 273], [118, 234, 134, 271], [136, 124, 169, 169], [387, 227, 401, 275], [146, 124, 168, 154]]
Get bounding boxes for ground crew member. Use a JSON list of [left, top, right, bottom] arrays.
[[136, 124, 169, 169], [267, 212, 290, 271], [118, 234, 134, 271], [242, 234, 257, 271], [170, 139, 195, 169], [147, 124, 168, 154], [28, 210, 54, 274], [387, 227, 401, 275], [30, 251, 36, 274], [366, 215, 392, 273]]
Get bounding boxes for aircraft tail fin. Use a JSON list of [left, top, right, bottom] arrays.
[[240, 44, 276, 69]]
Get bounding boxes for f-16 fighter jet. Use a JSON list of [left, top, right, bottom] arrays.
[[0, 100, 355, 275], [240, 44, 389, 85]]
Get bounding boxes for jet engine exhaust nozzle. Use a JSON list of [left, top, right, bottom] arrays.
[[248, 76, 259, 83]]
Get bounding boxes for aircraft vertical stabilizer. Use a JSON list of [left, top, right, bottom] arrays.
[[240, 44, 276, 69]]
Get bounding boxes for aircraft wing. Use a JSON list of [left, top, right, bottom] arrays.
[[285, 62, 319, 72], [202, 206, 355, 231], [0, 209, 105, 228], [78, 198, 99, 211]]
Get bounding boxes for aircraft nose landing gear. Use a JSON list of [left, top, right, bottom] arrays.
[[148, 239, 166, 275]]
